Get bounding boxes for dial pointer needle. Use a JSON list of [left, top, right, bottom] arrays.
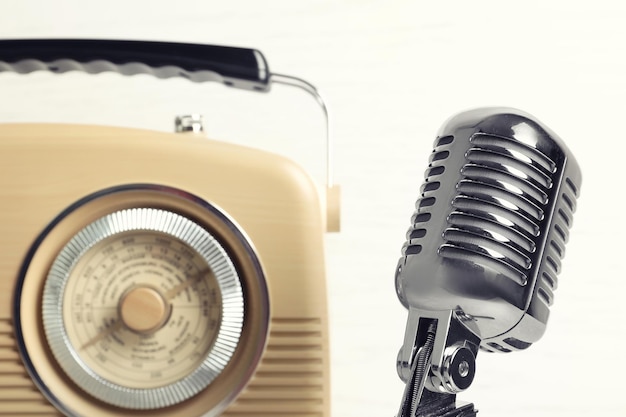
[[164, 269, 212, 300], [80, 320, 123, 351]]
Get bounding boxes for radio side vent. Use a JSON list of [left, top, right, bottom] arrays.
[[0, 316, 329, 416], [224, 317, 327, 417], [0, 319, 63, 416]]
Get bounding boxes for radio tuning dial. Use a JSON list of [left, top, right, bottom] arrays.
[[42, 208, 245, 409]]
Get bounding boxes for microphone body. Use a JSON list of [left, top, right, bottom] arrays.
[[394, 108, 581, 416]]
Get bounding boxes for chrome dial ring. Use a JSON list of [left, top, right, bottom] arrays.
[[42, 207, 244, 409]]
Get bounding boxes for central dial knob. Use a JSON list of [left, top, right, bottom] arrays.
[[119, 286, 169, 333]]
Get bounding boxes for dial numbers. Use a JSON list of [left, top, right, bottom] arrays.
[[62, 231, 222, 389]]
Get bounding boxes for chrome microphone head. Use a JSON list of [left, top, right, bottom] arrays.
[[394, 108, 581, 416], [396, 107, 581, 350]]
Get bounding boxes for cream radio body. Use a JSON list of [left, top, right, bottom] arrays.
[[0, 40, 336, 417]]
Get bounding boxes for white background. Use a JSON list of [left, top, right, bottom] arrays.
[[1, 2, 624, 416]]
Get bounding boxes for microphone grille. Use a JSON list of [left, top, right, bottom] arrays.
[[443, 133, 563, 287]]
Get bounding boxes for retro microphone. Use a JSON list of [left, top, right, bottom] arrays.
[[394, 108, 581, 416]]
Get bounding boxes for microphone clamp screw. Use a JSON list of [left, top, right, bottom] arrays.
[[438, 344, 476, 393]]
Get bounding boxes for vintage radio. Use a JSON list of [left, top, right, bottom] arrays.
[[0, 39, 340, 417]]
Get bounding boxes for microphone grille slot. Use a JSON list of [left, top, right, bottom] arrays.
[[402, 135, 454, 257], [535, 174, 580, 306]]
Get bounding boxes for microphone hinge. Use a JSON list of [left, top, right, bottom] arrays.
[[397, 308, 481, 415]]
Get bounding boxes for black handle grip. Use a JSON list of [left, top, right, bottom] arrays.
[[0, 39, 271, 91]]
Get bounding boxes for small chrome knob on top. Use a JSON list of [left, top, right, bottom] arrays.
[[175, 114, 205, 133]]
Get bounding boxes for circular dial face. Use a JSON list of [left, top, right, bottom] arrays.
[[63, 230, 222, 389], [42, 208, 245, 409]]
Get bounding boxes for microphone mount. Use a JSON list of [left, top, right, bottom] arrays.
[[396, 310, 479, 417]]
